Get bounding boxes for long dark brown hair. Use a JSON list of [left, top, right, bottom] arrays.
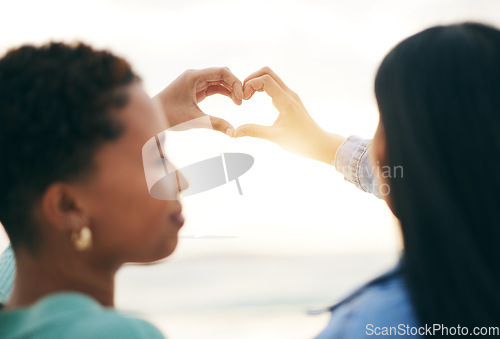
[[375, 22, 500, 330]]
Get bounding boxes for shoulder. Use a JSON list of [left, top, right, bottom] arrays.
[[0, 292, 165, 339], [315, 265, 420, 338], [69, 310, 165, 339]]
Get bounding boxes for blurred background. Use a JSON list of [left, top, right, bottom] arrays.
[[1, 0, 499, 337]]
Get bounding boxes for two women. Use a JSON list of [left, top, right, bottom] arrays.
[[1, 21, 500, 338]]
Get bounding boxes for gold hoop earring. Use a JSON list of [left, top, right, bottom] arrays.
[[71, 226, 92, 251]]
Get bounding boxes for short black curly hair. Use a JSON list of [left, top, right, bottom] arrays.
[[0, 42, 138, 251]]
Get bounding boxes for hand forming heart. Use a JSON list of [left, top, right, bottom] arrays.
[[155, 67, 243, 137]]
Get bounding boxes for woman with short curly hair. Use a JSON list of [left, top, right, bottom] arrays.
[[0, 42, 243, 338]]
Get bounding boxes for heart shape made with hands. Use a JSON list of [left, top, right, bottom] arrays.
[[194, 67, 337, 165], [196, 90, 277, 137], [149, 67, 338, 201], [193, 67, 306, 141], [161, 66, 323, 161]]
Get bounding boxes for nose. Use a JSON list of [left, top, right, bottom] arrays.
[[175, 169, 189, 194], [162, 157, 189, 197]]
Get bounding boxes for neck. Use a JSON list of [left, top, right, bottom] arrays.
[[5, 246, 118, 310]]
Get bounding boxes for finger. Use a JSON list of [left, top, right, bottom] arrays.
[[243, 75, 291, 111], [196, 84, 232, 103], [243, 82, 258, 101], [243, 66, 291, 97], [209, 116, 235, 137], [234, 123, 274, 141], [197, 82, 242, 105], [192, 67, 244, 101]]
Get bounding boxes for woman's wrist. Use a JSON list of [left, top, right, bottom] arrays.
[[310, 128, 346, 165]]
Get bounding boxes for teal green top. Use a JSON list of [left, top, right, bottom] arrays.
[[0, 245, 14, 303], [0, 292, 165, 338], [0, 246, 164, 338]]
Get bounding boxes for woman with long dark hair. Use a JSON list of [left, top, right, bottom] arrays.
[[235, 22, 500, 336]]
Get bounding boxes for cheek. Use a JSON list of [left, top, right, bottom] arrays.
[[85, 166, 179, 262], [372, 123, 386, 164]]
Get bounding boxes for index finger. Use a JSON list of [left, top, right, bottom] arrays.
[[244, 74, 292, 112], [244, 67, 292, 94]]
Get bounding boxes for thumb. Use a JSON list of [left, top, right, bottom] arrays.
[[209, 116, 235, 137], [234, 124, 274, 141]]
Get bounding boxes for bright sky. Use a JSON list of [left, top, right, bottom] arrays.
[[1, 0, 499, 257]]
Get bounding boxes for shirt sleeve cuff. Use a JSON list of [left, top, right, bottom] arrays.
[[334, 136, 382, 198]]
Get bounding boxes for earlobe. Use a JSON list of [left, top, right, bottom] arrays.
[[39, 183, 93, 252], [71, 225, 93, 251]]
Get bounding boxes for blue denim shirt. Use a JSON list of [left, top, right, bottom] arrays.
[[334, 135, 382, 199], [0, 136, 419, 338], [319, 136, 420, 338], [313, 261, 420, 338]]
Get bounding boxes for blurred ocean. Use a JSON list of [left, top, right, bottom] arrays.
[[115, 251, 399, 338]]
